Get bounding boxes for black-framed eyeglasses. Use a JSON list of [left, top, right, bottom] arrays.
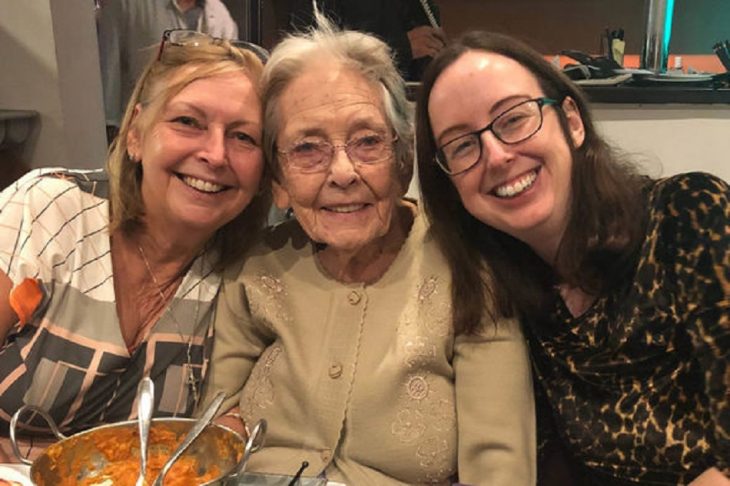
[[435, 97, 559, 175], [278, 133, 398, 174], [156, 29, 269, 64]]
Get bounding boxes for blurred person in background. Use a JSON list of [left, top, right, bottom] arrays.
[[97, 0, 239, 142]]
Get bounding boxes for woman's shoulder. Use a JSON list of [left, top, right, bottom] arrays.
[[0, 169, 112, 293], [645, 172, 728, 258], [1, 169, 110, 235], [648, 172, 728, 228], [1, 168, 109, 205], [651, 172, 728, 206]]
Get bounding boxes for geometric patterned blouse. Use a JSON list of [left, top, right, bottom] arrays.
[[0, 168, 219, 441]]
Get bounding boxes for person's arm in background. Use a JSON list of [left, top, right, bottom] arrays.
[[402, 0, 446, 80], [406, 25, 446, 59], [454, 316, 536, 485], [403, 0, 446, 59]]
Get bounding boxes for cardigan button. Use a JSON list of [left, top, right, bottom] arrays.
[[320, 448, 332, 463], [347, 290, 361, 305], [328, 362, 343, 379]]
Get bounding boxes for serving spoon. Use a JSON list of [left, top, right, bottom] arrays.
[[151, 391, 226, 486], [231, 418, 267, 477], [135, 377, 155, 486]]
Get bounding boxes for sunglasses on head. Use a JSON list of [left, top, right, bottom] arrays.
[[156, 29, 269, 64]]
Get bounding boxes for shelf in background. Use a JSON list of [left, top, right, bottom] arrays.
[[581, 86, 730, 104]]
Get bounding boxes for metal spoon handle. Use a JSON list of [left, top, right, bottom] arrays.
[[231, 418, 267, 477], [152, 391, 226, 486], [135, 377, 155, 486], [9, 405, 67, 465]]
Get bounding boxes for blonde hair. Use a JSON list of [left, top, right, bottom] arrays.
[[107, 39, 270, 270], [260, 11, 414, 191]]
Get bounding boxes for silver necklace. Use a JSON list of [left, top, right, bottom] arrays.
[[137, 243, 201, 406]]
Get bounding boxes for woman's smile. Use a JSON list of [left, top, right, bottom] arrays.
[[321, 202, 371, 213], [177, 173, 229, 194], [490, 167, 540, 198]]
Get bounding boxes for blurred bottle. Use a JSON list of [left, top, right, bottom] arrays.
[[641, 0, 675, 73]]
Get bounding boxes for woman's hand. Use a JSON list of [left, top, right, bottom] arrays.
[[0, 271, 18, 344], [215, 407, 248, 439], [407, 26, 446, 59], [689, 467, 730, 486]]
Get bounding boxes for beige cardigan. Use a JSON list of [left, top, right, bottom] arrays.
[[203, 212, 536, 485]]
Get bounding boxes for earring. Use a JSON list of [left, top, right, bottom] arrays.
[[127, 152, 140, 163]]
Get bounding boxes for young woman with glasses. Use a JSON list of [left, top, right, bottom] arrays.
[[0, 30, 269, 462], [416, 31, 729, 486]]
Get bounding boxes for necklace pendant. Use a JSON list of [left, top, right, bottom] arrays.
[[187, 367, 200, 405], [187, 368, 198, 387]]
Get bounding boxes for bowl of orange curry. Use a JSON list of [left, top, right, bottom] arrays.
[[26, 418, 245, 486]]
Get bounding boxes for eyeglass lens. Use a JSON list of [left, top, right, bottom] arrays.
[[284, 134, 392, 173], [438, 98, 553, 175]]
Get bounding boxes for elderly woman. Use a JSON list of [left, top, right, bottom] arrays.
[[0, 30, 269, 461], [416, 31, 729, 485], [203, 16, 535, 486]]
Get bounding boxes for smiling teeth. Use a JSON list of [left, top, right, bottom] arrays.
[[182, 176, 224, 193], [327, 204, 365, 213], [494, 171, 537, 198]]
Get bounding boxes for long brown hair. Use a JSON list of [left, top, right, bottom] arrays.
[[416, 31, 649, 334], [107, 39, 271, 271]]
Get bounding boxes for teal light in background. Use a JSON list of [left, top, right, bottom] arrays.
[[662, 0, 676, 56], [641, 0, 675, 72]]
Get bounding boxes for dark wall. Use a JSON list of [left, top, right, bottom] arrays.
[[671, 0, 729, 53], [222, 0, 295, 47], [437, 0, 729, 54], [243, 0, 729, 55]]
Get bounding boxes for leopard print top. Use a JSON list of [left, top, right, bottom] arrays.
[[527, 172, 729, 485]]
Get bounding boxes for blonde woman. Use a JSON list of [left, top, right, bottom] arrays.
[[0, 30, 269, 462]]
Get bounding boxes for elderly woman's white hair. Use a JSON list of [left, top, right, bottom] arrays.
[[260, 8, 414, 191]]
